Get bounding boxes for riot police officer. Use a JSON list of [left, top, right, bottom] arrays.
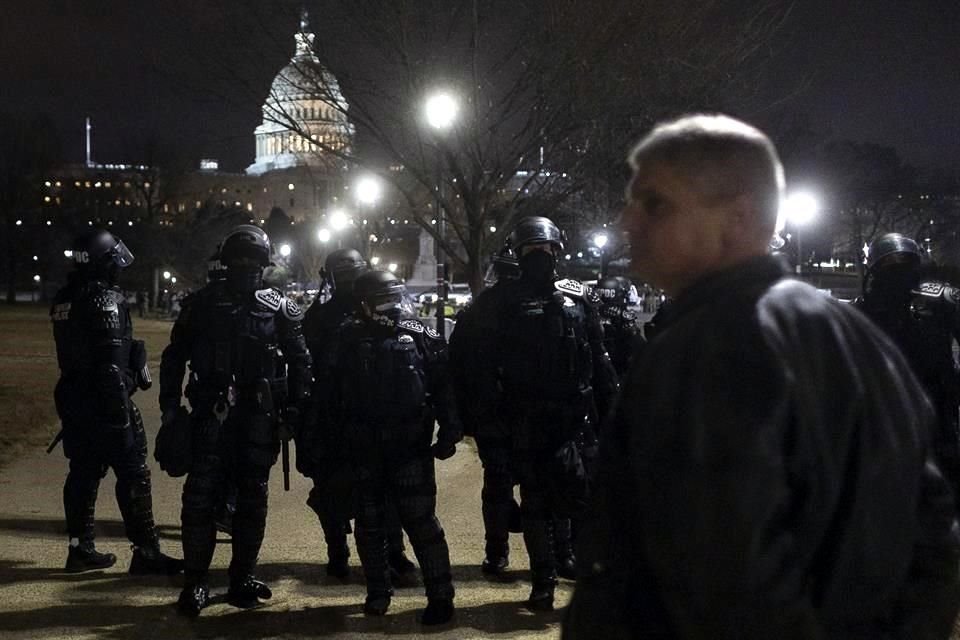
[[593, 275, 643, 376], [160, 225, 312, 616], [298, 248, 415, 580], [51, 228, 182, 574], [856, 232, 960, 500], [450, 247, 525, 578], [465, 216, 618, 610], [331, 270, 459, 625]]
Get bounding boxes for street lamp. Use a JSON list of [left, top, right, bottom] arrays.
[[317, 228, 331, 243], [782, 191, 820, 275], [328, 209, 350, 231], [354, 175, 382, 207], [163, 270, 172, 280], [279, 243, 292, 258], [425, 89, 459, 338], [593, 232, 609, 277]]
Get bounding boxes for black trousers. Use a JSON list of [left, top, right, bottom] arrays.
[[180, 411, 277, 585], [354, 447, 454, 601], [62, 402, 158, 548]]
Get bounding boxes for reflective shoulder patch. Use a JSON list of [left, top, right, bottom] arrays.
[[555, 278, 585, 297], [92, 292, 119, 313], [914, 281, 946, 298], [52, 302, 71, 322], [282, 298, 304, 321], [397, 318, 425, 333], [425, 325, 441, 339], [254, 288, 283, 311], [398, 333, 415, 343]]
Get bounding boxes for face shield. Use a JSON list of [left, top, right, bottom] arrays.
[[366, 288, 415, 325], [108, 239, 135, 268]]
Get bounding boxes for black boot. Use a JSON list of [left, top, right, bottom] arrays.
[[420, 598, 455, 625], [130, 544, 184, 575], [556, 554, 576, 580], [326, 555, 350, 581], [388, 550, 417, 577], [177, 583, 210, 617], [363, 590, 392, 616], [526, 581, 555, 612], [65, 542, 117, 573], [227, 575, 272, 609], [481, 556, 510, 578]]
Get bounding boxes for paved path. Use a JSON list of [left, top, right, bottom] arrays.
[[0, 382, 570, 639]]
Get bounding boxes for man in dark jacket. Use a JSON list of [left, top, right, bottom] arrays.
[[564, 114, 960, 639], [51, 229, 182, 575]]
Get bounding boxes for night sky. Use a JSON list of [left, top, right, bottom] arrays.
[[2, 1, 958, 173]]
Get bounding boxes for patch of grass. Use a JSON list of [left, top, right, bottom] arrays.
[[0, 302, 172, 469]]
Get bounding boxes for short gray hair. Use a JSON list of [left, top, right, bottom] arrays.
[[629, 114, 785, 229]]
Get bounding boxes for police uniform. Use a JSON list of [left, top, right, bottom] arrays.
[[52, 230, 179, 574], [160, 279, 312, 611], [333, 311, 459, 621]]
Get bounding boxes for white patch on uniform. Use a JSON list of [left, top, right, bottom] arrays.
[[914, 282, 945, 298], [398, 319, 424, 333], [555, 278, 585, 297], [425, 326, 440, 339], [254, 288, 283, 311], [562, 296, 576, 307], [52, 302, 71, 321], [282, 298, 304, 321], [398, 333, 415, 343], [96, 294, 118, 313]]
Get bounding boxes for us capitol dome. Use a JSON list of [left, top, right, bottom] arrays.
[[246, 10, 354, 176]]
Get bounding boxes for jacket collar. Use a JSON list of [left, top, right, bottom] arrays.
[[653, 254, 791, 331]]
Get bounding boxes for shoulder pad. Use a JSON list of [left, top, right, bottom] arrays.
[[622, 310, 638, 322], [397, 318, 425, 334], [91, 292, 119, 313], [254, 288, 283, 311], [554, 278, 586, 298], [281, 297, 304, 321], [424, 325, 441, 340]]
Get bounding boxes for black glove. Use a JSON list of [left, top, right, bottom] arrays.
[[432, 440, 457, 461]]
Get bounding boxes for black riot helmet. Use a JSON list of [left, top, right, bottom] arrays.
[[595, 275, 633, 309], [864, 233, 922, 301], [219, 225, 271, 293], [207, 243, 226, 283], [508, 216, 565, 253], [867, 233, 921, 273], [483, 246, 520, 285], [354, 269, 414, 326], [324, 248, 368, 293], [72, 228, 134, 283], [220, 225, 271, 268]]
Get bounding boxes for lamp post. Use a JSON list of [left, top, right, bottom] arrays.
[[783, 191, 820, 276], [593, 232, 609, 278], [424, 90, 459, 338], [354, 175, 382, 259]]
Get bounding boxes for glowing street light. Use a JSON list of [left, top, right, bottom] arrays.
[[387, 262, 398, 273], [370, 256, 381, 266], [593, 233, 609, 249], [317, 228, 332, 243], [354, 175, 382, 206], [33, 275, 40, 283], [780, 190, 821, 275], [171, 276, 177, 284], [425, 91, 459, 130], [163, 270, 172, 280], [328, 209, 350, 231], [279, 243, 292, 258]]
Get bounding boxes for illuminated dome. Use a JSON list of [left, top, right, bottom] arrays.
[[246, 10, 354, 176]]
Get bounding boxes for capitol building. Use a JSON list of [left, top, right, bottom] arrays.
[[246, 11, 354, 177]]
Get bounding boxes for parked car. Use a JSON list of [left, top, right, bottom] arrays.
[[417, 284, 472, 306]]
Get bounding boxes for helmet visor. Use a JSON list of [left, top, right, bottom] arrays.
[[110, 239, 135, 268]]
